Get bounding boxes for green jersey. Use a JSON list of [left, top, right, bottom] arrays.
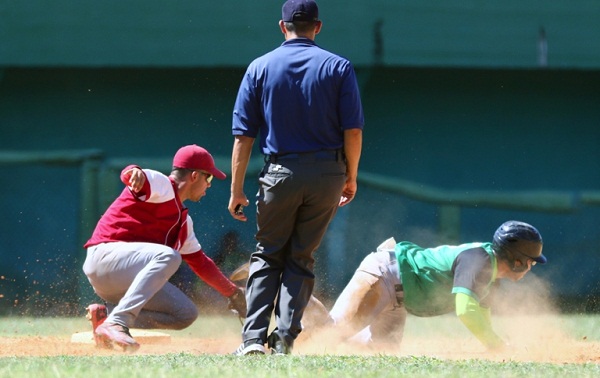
[[395, 241, 498, 317]]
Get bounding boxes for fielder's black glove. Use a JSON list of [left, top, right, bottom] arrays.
[[227, 287, 247, 319]]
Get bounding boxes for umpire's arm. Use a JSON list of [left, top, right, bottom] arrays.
[[340, 128, 362, 207]]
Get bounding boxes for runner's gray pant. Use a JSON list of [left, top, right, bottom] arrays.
[[329, 241, 407, 344]]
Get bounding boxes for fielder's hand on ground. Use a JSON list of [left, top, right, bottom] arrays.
[[227, 287, 247, 319]]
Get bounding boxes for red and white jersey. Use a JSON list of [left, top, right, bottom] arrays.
[[84, 166, 201, 255]]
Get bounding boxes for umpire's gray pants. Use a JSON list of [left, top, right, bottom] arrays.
[[242, 151, 346, 348]]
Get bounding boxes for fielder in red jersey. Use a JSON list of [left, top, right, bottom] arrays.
[[83, 144, 246, 352]]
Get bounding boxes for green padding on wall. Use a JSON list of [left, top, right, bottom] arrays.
[[2, 1, 600, 68]]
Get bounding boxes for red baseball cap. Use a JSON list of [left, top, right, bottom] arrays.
[[172, 144, 226, 180]]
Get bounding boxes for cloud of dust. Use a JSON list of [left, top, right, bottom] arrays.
[[223, 226, 597, 363], [485, 271, 591, 362], [296, 271, 599, 363]]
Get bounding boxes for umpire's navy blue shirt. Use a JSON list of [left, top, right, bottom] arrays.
[[232, 38, 364, 156]]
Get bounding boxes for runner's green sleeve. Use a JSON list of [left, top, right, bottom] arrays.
[[455, 292, 505, 350]]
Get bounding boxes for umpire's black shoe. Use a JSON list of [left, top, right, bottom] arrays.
[[233, 339, 267, 356], [267, 332, 292, 355]]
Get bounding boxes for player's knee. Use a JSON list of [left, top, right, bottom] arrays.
[[162, 248, 182, 263], [172, 305, 198, 330], [155, 248, 182, 272]]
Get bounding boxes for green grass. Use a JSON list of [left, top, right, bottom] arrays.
[[1, 354, 598, 378], [1, 315, 599, 378]]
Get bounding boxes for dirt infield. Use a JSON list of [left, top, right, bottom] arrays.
[[1, 310, 599, 364], [1, 335, 599, 363], [2, 330, 599, 364]]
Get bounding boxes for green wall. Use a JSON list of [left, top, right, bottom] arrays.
[[2, 0, 600, 68], [1, 0, 599, 315], [1, 66, 599, 314]]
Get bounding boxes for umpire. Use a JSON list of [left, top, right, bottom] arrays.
[[229, 0, 364, 355]]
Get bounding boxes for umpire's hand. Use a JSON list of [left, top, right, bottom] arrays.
[[227, 287, 247, 319]]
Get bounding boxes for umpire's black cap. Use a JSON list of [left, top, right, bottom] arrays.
[[282, 0, 319, 22]]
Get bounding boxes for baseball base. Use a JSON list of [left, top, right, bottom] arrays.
[[70, 329, 171, 345]]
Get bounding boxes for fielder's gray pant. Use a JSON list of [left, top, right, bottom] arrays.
[[83, 242, 198, 330], [242, 151, 346, 348], [329, 249, 406, 345]]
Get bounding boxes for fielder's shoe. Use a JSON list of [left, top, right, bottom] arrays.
[[267, 332, 292, 355], [233, 341, 267, 356], [94, 322, 140, 352], [86, 304, 107, 347]]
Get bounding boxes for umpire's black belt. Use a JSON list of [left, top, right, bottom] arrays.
[[265, 149, 344, 164]]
